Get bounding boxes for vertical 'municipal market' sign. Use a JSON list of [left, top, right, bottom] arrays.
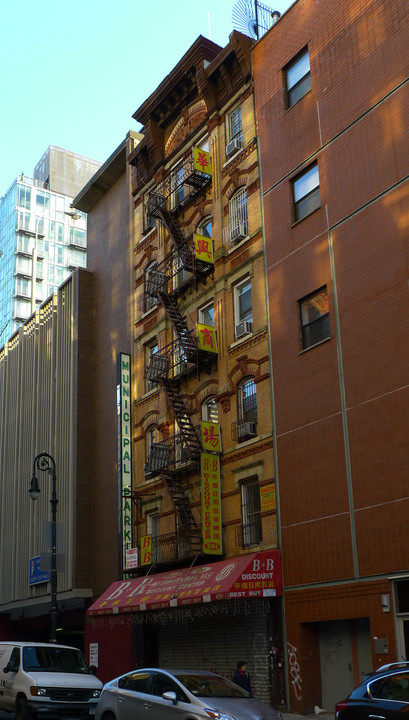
[[117, 353, 132, 570]]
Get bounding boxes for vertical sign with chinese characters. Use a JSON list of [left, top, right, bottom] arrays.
[[197, 323, 218, 353], [192, 147, 212, 176], [201, 421, 222, 453], [117, 353, 132, 573], [201, 453, 222, 555], [194, 233, 214, 264]]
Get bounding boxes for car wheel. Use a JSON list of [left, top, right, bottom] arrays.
[[16, 698, 32, 720], [103, 713, 117, 720]]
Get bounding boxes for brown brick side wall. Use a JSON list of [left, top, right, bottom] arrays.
[[254, 0, 409, 711], [86, 172, 132, 597]]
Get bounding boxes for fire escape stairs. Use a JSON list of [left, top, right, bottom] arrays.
[[156, 207, 186, 249], [159, 472, 201, 552], [144, 179, 215, 553], [161, 377, 201, 454]]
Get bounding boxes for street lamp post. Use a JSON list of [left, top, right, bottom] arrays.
[[28, 453, 58, 643]]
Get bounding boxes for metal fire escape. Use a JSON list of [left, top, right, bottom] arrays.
[[143, 149, 214, 552]]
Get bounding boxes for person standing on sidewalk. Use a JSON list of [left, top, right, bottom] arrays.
[[232, 661, 252, 695]]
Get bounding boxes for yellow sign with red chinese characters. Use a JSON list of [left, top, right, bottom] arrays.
[[201, 421, 222, 453], [201, 453, 222, 555], [193, 147, 212, 175], [140, 535, 152, 566], [197, 323, 218, 353], [260, 484, 276, 512], [194, 233, 214, 264]]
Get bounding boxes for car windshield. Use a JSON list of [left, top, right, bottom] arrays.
[[23, 646, 91, 674], [175, 673, 250, 698]]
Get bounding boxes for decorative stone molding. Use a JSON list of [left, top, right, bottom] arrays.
[[196, 380, 220, 405], [216, 389, 233, 413], [229, 356, 261, 388], [141, 411, 160, 435], [222, 139, 257, 179], [221, 438, 274, 465]]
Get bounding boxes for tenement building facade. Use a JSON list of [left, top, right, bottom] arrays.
[[253, 0, 409, 713], [83, 33, 283, 703]]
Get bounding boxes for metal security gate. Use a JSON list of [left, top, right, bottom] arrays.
[[158, 601, 271, 703]]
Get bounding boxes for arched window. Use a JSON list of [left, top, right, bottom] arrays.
[[197, 216, 212, 239], [237, 378, 257, 441], [229, 187, 248, 244], [145, 424, 158, 459], [202, 396, 218, 424]]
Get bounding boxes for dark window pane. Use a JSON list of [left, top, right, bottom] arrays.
[[300, 289, 330, 349], [396, 580, 409, 613], [295, 187, 321, 221], [288, 73, 311, 107], [302, 315, 329, 348]]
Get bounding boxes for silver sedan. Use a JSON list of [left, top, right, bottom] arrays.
[[95, 668, 282, 720]]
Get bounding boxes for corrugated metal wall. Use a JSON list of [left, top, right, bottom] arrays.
[[158, 602, 271, 703], [0, 275, 81, 609]]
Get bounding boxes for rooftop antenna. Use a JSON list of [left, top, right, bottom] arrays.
[[232, 0, 281, 40]]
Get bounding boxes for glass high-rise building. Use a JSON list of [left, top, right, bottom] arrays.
[[0, 146, 101, 347]]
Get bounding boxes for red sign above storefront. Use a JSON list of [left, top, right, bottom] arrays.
[[87, 550, 282, 616]]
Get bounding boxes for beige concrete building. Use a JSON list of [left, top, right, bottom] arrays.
[[0, 269, 94, 646]]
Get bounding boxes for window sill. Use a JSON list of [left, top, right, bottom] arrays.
[[229, 332, 253, 349], [140, 304, 159, 320], [137, 226, 156, 245], [299, 335, 331, 354], [136, 387, 160, 403], [235, 435, 260, 449]]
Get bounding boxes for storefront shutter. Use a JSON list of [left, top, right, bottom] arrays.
[[158, 603, 271, 703]]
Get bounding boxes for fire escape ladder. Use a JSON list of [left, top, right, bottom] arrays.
[[156, 207, 186, 250], [162, 377, 202, 454], [161, 473, 201, 551], [160, 292, 198, 360]]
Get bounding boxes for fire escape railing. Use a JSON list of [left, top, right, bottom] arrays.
[[148, 528, 202, 564], [145, 334, 199, 380], [144, 431, 201, 477], [147, 152, 212, 219]]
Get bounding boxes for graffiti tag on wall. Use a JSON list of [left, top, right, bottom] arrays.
[[287, 642, 302, 701]]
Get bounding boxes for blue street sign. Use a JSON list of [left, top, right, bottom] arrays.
[[29, 555, 49, 585]]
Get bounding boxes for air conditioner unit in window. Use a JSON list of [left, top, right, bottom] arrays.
[[238, 421, 257, 440], [235, 320, 253, 339], [226, 137, 243, 158], [230, 223, 247, 245]]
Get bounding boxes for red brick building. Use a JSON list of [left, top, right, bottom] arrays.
[[253, 0, 409, 713]]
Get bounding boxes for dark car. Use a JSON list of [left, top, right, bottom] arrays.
[[336, 664, 409, 720], [95, 668, 281, 720]]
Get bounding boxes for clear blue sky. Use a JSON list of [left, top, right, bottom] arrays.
[[0, 0, 292, 197]]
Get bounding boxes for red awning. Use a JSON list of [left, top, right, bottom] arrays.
[[87, 550, 282, 615]]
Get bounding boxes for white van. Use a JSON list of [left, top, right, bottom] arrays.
[[0, 641, 103, 720]]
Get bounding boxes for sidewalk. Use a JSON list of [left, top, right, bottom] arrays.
[[282, 714, 335, 720]]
